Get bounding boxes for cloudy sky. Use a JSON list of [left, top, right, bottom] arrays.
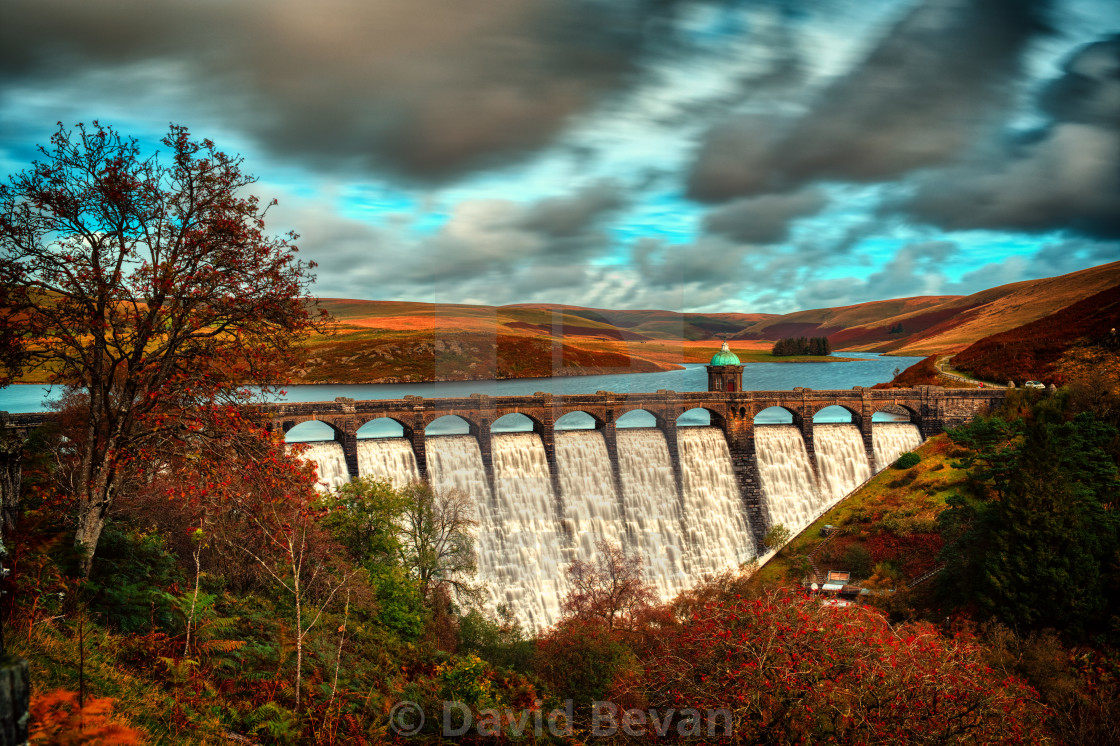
[[2, 0, 1118, 313]]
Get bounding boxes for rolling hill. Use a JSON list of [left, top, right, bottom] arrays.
[[835, 261, 1120, 355], [728, 261, 1120, 356], [18, 263, 1116, 385], [730, 296, 960, 343], [285, 261, 1120, 383], [948, 283, 1120, 385]]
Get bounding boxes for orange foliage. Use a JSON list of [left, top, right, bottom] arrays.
[[29, 689, 144, 745], [871, 355, 956, 389]]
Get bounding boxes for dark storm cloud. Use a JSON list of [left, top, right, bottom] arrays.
[[633, 236, 745, 288], [900, 35, 1120, 239], [518, 181, 628, 239], [703, 187, 826, 243], [406, 180, 627, 283], [687, 0, 1051, 201], [0, 0, 743, 182], [282, 180, 627, 298], [1039, 35, 1120, 126]]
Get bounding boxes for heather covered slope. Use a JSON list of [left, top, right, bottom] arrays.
[[855, 261, 1120, 355], [737, 260, 1120, 356], [290, 300, 781, 383], [14, 263, 1120, 385], [871, 355, 966, 389], [950, 283, 1120, 385], [505, 304, 776, 340]]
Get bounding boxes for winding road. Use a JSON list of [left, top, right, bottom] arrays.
[[934, 356, 1006, 389]]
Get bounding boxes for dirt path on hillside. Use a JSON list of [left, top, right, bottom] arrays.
[[934, 356, 1006, 388]]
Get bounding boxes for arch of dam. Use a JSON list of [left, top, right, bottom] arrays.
[[264, 386, 1003, 548]]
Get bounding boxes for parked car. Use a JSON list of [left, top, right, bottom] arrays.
[[1024, 380, 1046, 389]]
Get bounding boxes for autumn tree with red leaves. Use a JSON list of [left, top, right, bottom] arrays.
[[213, 438, 355, 711], [0, 121, 323, 575], [146, 420, 358, 711], [639, 589, 1044, 744], [535, 542, 656, 710]]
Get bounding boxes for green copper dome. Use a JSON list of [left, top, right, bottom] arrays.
[[710, 341, 741, 366]]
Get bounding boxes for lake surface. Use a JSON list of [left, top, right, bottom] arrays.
[[0, 352, 921, 416]]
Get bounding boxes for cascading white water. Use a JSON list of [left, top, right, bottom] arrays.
[[287, 410, 933, 631], [615, 429, 690, 601], [754, 426, 826, 536], [873, 423, 923, 471], [677, 427, 755, 576], [294, 441, 350, 492], [489, 433, 569, 629], [424, 435, 505, 623], [814, 424, 872, 500], [357, 438, 420, 487], [555, 430, 626, 565], [425, 435, 492, 502]]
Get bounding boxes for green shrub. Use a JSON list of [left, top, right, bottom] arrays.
[[887, 469, 920, 489], [87, 521, 184, 633], [458, 606, 533, 674], [895, 452, 921, 469], [842, 544, 873, 578], [763, 524, 792, 549]]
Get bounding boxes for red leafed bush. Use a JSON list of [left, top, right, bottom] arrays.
[[639, 590, 1043, 744], [29, 689, 144, 745], [864, 532, 945, 577]]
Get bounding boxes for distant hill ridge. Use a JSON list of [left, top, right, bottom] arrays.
[[726, 261, 1120, 355], [273, 260, 1120, 384], [315, 260, 1119, 349]]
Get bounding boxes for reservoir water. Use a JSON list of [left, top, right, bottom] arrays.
[[0, 352, 922, 413]]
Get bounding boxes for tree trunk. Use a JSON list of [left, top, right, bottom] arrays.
[[329, 590, 350, 708], [74, 442, 120, 578], [293, 566, 302, 710], [73, 501, 107, 579], [0, 656, 30, 746], [184, 527, 203, 657], [0, 429, 23, 557]]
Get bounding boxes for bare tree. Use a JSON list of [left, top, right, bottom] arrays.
[[562, 540, 656, 633], [399, 483, 479, 605], [218, 440, 354, 710]]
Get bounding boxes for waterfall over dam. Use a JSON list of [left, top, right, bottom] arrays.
[[273, 386, 1007, 629], [297, 420, 923, 629], [754, 426, 829, 538], [873, 423, 925, 472], [554, 430, 625, 564], [814, 424, 873, 501], [356, 438, 419, 487], [678, 427, 756, 578], [299, 442, 350, 492], [616, 429, 691, 601]]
